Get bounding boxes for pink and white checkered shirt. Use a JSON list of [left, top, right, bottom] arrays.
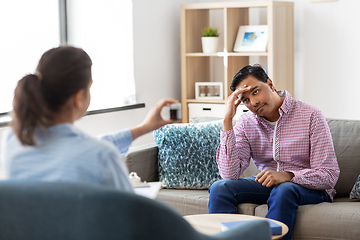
[[216, 91, 340, 200]]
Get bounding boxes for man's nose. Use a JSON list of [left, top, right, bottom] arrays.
[[250, 97, 259, 107]]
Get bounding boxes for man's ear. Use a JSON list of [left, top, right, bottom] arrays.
[[73, 89, 85, 109], [266, 79, 276, 91]]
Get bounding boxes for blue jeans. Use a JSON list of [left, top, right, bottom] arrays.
[[208, 177, 330, 240]]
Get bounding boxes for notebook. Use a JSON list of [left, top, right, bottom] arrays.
[[221, 219, 282, 235], [129, 172, 161, 199]]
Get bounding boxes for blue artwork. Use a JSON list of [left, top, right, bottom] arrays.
[[242, 31, 265, 46]]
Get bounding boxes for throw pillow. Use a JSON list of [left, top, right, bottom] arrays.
[[350, 175, 360, 199], [153, 120, 222, 189]]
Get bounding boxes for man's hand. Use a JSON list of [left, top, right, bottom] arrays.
[[223, 85, 251, 132], [255, 169, 294, 187]]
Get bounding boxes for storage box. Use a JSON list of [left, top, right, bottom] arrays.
[[188, 103, 249, 120]]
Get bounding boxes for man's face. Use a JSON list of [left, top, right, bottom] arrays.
[[236, 76, 278, 121]]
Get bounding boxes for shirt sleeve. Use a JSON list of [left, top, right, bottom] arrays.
[[98, 129, 133, 154], [216, 121, 252, 180], [1, 129, 12, 178], [290, 110, 340, 190]]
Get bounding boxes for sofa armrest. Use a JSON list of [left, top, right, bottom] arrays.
[[124, 143, 159, 182]]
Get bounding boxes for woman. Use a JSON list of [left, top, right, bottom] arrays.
[[1, 46, 177, 191]]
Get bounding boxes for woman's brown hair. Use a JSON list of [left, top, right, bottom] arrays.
[[11, 46, 92, 146]]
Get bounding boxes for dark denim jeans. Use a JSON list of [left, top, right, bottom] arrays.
[[208, 177, 330, 240]]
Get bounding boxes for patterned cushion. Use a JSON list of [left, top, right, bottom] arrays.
[[153, 120, 222, 189], [350, 175, 360, 199]]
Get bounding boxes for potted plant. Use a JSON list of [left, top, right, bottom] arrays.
[[201, 27, 220, 53]]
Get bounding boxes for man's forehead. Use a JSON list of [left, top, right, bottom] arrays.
[[237, 85, 260, 100]]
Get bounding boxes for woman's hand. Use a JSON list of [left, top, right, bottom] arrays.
[[223, 85, 251, 132], [131, 98, 179, 140]]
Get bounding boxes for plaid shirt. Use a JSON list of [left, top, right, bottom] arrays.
[[216, 91, 340, 200]]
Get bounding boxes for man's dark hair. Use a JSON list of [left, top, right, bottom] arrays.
[[230, 64, 269, 91]]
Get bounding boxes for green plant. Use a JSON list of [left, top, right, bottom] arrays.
[[201, 27, 219, 37]]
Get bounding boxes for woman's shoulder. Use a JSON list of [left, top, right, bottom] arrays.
[[2, 128, 20, 148], [2, 128, 14, 141]]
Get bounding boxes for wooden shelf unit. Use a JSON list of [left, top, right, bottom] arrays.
[[180, 1, 294, 122]]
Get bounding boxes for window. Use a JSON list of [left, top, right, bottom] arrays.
[[0, 0, 59, 114], [0, 0, 136, 115], [66, 0, 136, 111]]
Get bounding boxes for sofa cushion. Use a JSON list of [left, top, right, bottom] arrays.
[[156, 189, 259, 216], [254, 201, 360, 240], [327, 119, 360, 198], [153, 120, 222, 189], [350, 175, 360, 199], [156, 189, 210, 215]]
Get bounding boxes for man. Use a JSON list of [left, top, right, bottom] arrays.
[[208, 64, 340, 240]]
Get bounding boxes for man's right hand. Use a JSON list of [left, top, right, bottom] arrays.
[[223, 85, 251, 132]]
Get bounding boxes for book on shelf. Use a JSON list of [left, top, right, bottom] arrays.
[[220, 219, 282, 235]]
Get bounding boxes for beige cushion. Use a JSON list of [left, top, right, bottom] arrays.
[[255, 201, 360, 240], [156, 189, 210, 215], [156, 189, 259, 216], [292, 202, 360, 240]]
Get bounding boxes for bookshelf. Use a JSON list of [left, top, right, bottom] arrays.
[[180, 1, 294, 122]]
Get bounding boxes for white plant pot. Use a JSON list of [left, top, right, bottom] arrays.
[[201, 37, 219, 53]]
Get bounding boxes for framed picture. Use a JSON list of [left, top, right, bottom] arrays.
[[233, 25, 268, 52], [195, 82, 223, 100]]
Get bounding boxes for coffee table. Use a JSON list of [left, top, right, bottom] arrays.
[[183, 214, 288, 240]]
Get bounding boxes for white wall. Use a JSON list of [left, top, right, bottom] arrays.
[[292, 0, 360, 120]]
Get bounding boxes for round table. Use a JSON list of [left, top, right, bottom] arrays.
[[183, 214, 288, 240]]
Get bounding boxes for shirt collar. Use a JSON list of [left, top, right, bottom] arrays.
[[278, 90, 293, 115]]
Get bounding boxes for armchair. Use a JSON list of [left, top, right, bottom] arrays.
[[0, 181, 271, 240]]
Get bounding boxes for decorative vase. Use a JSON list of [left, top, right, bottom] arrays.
[[201, 37, 219, 53]]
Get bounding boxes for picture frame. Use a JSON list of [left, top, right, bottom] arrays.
[[233, 25, 268, 52], [195, 82, 223, 100]]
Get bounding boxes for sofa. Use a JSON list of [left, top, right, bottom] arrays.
[[124, 118, 360, 240]]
